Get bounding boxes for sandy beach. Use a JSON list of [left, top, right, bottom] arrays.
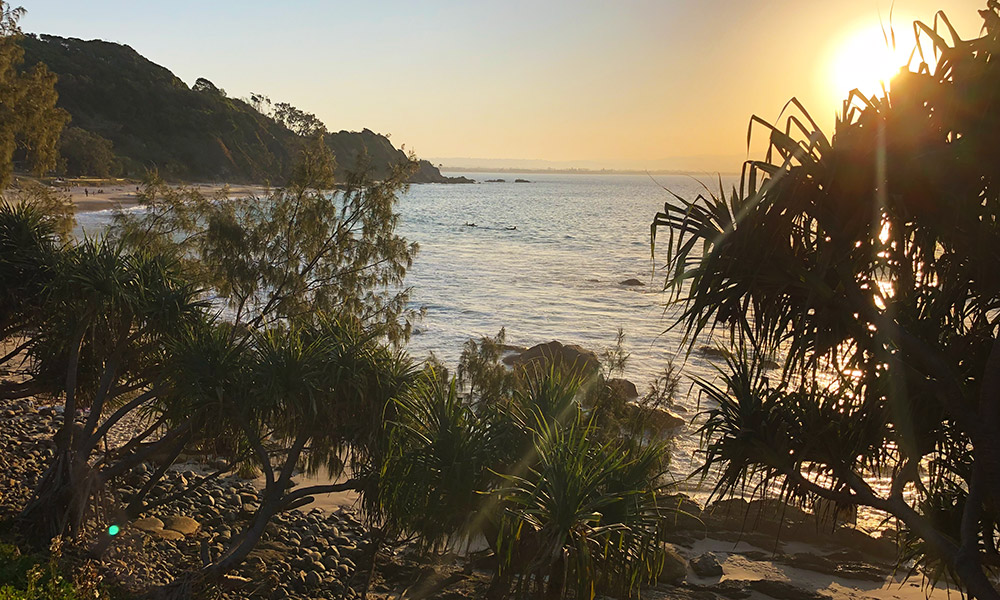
[[63, 182, 271, 214]]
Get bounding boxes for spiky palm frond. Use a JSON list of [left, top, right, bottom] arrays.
[[375, 371, 504, 549], [495, 419, 668, 599], [655, 5, 1000, 596]]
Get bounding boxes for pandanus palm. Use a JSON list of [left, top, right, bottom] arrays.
[[372, 356, 670, 600], [155, 318, 416, 596], [18, 237, 206, 544], [376, 372, 506, 550], [0, 200, 60, 378], [653, 5, 1000, 597], [495, 419, 668, 600]]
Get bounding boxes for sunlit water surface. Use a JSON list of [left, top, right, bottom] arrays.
[[74, 173, 779, 501]]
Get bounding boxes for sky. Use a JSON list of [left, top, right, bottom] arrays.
[[19, 0, 989, 172]]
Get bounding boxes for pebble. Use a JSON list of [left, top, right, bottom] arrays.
[[0, 395, 376, 600]]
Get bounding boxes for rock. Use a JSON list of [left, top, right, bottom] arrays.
[[749, 580, 831, 600], [619, 278, 645, 286], [161, 515, 200, 535], [657, 544, 687, 584], [690, 552, 723, 577], [697, 345, 730, 359], [514, 178, 530, 183], [153, 528, 185, 541], [132, 516, 165, 532], [705, 580, 752, 599], [832, 526, 897, 561], [607, 378, 639, 399], [661, 493, 705, 530], [635, 405, 685, 432], [512, 340, 601, 379]]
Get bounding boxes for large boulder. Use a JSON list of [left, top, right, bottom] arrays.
[[660, 493, 705, 531], [631, 405, 685, 433], [607, 378, 639, 399], [511, 341, 601, 379], [690, 552, 723, 577], [657, 544, 688, 584]]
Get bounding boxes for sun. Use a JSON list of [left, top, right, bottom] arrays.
[[829, 25, 912, 101]]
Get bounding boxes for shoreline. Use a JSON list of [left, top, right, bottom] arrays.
[[60, 183, 272, 214]]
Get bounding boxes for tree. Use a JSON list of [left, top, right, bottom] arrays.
[[653, 6, 1000, 597], [0, 199, 61, 372], [0, 1, 68, 187], [113, 136, 419, 343], [16, 238, 207, 544], [58, 126, 116, 177], [154, 318, 415, 597], [374, 340, 672, 600], [272, 101, 327, 137]]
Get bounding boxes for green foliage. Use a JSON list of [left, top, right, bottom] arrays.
[[653, 5, 1000, 596], [373, 341, 672, 598], [457, 328, 520, 406], [377, 371, 504, 549], [0, 542, 109, 600], [113, 140, 419, 343], [496, 420, 668, 599], [58, 126, 116, 177], [0, 2, 68, 187], [18, 34, 451, 184], [0, 199, 61, 342]]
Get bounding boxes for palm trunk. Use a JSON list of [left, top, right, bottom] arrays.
[[17, 447, 98, 546]]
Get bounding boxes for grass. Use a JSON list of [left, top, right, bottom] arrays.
[[0, 540, 115, 600]]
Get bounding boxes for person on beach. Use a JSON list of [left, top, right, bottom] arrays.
[[84, 188, 88, 197]]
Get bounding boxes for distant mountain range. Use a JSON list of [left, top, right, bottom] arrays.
[[20, 34, 468, 184]]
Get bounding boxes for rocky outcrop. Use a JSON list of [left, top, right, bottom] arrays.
[[658, 544, 688, 584], [630, 404, 685, 432], [509, 340, 601, 379], [607, 378, 639, 399]]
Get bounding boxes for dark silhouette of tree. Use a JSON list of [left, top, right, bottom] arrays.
[[654, 6, 1000, 597]]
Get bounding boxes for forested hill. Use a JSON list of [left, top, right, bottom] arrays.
[[19, 34, 465, 184]]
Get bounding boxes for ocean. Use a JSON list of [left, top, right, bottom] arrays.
[[75, 171, 741, 489]]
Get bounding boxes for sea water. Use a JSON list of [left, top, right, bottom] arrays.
[[75, 172, 741, 488]]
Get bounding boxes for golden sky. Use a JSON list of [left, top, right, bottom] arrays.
[[22, 0, 988, 172]]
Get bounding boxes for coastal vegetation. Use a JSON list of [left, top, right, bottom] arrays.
[[17, 34, 462, 184], [1, 20, 673, 592], [0, 3, 66, 188], [2, 0, 999, 599], [654, 5, 1000, 598]]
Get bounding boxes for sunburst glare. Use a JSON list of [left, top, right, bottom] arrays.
[[830, 25, 913, 101]]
